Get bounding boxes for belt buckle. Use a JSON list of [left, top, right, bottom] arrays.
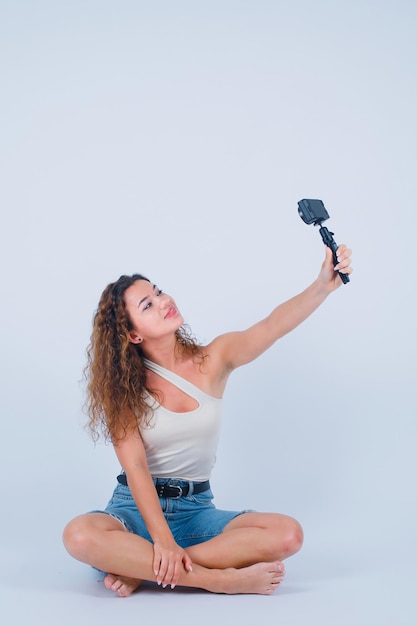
[[170, 485, 183, 499]]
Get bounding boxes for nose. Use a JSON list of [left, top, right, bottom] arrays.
[[159, 293, 170, 309]]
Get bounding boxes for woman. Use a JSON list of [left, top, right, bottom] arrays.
[[63, 244, 352, 596]]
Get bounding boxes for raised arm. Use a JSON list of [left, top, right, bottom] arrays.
[[210, 245, 352, 372], [113, 427, 193, 588]]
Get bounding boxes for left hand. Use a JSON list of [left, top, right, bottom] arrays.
[[153, 539, 193, 589], [318, 244, 353, 292]]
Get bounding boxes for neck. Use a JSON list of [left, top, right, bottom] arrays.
[[142, 335, 182, 370]]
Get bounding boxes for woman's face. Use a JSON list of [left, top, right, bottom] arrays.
[[123, 280, 183, 344]]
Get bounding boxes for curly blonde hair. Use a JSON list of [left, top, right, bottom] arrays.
[[84, 274, 200, 442]]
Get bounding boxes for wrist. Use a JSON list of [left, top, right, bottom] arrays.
[[152, 529, 175, 545], [311, 277, 332, 300]]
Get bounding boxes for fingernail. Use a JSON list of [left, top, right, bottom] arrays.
[[171, 584, 175, 589]]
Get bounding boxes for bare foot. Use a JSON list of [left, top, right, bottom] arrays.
[[104, 573, 143, 597], [221, 561, 285, 595]]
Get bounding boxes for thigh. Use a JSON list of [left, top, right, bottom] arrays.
[[67, 512, 127, 533], [223, 511, 301, 534], [223, 510, 304, 558]]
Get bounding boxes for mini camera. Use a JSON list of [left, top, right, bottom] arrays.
[[297, 198, 330, 225], [297, 198, 350, 284]]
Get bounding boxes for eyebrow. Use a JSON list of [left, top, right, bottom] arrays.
[[137, 295, 149, 308], [137, 285, 158, 309]]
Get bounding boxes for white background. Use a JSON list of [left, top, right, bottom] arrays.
[[1, 1, 416, 624]]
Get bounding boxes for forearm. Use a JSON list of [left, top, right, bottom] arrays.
[[265, 278, 330, 341], [127, 470, 174, 543], [266, 243, 352, 340], [114, 435, 175, 544]]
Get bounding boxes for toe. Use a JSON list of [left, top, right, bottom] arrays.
[[117, 584, 127, 597], [104, 574, 117, 589]]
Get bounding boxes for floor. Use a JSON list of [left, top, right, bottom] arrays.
[[1, 529, 414, 626]]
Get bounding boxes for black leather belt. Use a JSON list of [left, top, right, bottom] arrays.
[[116, 473, 210, 499]]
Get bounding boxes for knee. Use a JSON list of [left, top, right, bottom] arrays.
[[269, 517, 303, 560], [280, 518, 304, 558], [62, 516, 94, 561]]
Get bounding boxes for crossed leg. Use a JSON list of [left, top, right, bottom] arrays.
[[188, 511, 304, 568], [63, 511, 302, 597]]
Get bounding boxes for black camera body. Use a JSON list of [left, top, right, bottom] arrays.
[[297, 198, 330, 225], [297, 198, 350, 284]]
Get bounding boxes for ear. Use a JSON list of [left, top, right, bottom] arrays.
[[128, 332, 143, 344]]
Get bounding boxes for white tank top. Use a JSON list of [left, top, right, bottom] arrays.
[[139, 358, 223, 481]]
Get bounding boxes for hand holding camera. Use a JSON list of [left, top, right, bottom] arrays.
[[297, 199, 350, 285]]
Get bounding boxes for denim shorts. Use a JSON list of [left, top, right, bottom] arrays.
[[93, 478, 250, 549]]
